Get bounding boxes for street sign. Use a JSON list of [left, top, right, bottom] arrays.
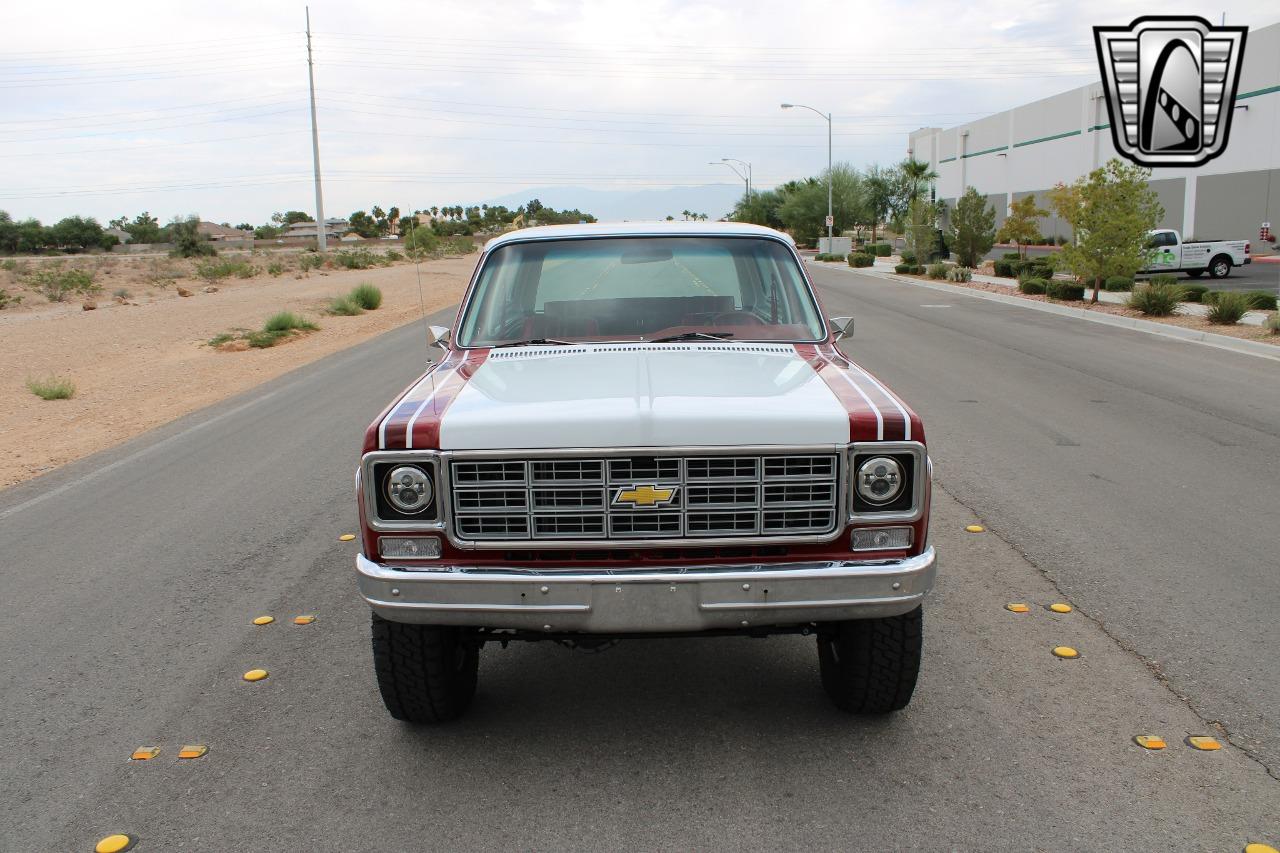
[[825, 215, 834, 227]]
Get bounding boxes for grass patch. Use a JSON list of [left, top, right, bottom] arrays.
[[195, 259, 256, 282], [27, 375, 76, 400], [325, 295, 364, 316], [26, 266, 99, 302], [1267, 313, 1280, 335], [1128, 283, 1181, 316], [332, 248, 390, 270], [246, 329, 291, 348], [263, 311, 319, 333], [349, 283, 383, 310], [0, 290, 21, 310], [298, 253, 325, 273], [1206, 292, 1249, 324], [266, 261, 284, 276], [1242, 290, 1278, 311]]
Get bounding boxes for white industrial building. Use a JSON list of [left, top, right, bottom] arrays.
[[908, 19, 1279, 245]]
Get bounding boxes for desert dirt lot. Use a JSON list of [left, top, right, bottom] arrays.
[[0, 250, 476, 488]]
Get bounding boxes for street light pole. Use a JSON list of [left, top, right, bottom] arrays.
[[305, 7, 326, 252], [781, 103, 833, 249], [711, 160, 751, 209]]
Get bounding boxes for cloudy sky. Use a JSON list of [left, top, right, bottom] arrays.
[[2, 0, 1273, 226]]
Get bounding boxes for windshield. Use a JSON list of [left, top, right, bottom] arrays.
[[456, 236, 826, 346]]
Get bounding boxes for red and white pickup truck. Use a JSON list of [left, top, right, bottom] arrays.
[[355, 222, 936, 723]]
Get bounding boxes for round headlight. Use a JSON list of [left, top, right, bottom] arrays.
[[857, 456, 904, 505], [385, 465, 433, 514]]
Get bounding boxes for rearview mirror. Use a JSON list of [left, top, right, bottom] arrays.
[[829, 316, 854, 342], [427, 325, 451, 351]]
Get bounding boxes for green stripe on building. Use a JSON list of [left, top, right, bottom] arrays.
[[939, 156, 956, 163], [961, 145, 1007, 159], [1013, 129, 1081, 148], [1238, 83, 1280, 100]]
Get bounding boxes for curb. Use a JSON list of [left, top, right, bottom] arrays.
[[809, 261, 1280, 364]]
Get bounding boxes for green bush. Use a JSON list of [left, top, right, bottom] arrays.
[[27, 266, 98, 302], [349, 283, 382, 310], [195, 259, 255, 281], [1201, 290, 1225, 305], [1015, 259, 1053, 279], [926, 262, 948, 280], [246, 329, 289, 348], [332, 248, 388, 270], [169, 217, 217, 258], [27, 375, 76, 400], [266, 261, 284, 277], [1149, 274, 1179, 288], [298, 253, 325, 273], [993, 260, 1015, 278], [1018, 277, 1048, 295], [1001, 252, 1022, 261], [1206, 292, 1249, 324], [865, 243, 891, 257], [325, 295, 363, 316], [1103, 276, 1134, 292], [1178, 283, 1209, 302], [814, 253, 828, 262], [900, 250, 917, 265], [446, 236, 474, 254], [1242, 290, 1278, 311], [1046, 280, 1085, 301], [263, 311, 319, 333], [384, 250, 404, 262], [1128, 283, 1181, 316], [847, 253, 874, 268], [945, 266, 973, 282], [894, 263, 924, 275]]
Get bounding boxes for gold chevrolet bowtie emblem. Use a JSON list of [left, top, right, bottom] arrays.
[[613, 484, 677, 508]]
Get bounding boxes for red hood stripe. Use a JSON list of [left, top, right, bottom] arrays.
[[377, 349, 489, 450], [795, 344, 882, 442], [822, 347, 911, 441]]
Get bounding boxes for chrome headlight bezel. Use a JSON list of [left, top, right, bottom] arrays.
[[855, 455, 905, 505], [362, 451, 447, 531], [847, 441, 928, 523], [384, 465, 434, 515]]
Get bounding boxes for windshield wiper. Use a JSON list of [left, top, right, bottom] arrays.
[[490, 338, 576, 348], [648, 331, 735, 343]]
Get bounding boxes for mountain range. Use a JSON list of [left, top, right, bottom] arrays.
[[482, 184, 747, 223]]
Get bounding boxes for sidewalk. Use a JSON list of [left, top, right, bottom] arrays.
[[868, 259, 1272, 326]]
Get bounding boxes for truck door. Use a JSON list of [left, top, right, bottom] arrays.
[[1146, 230, 1180, 272]]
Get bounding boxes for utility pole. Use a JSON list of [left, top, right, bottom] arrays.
[[782, 103, 834, 249], [305, 7, 327, 252]]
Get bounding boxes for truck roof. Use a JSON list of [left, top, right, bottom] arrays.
[[483, 221, 795, 251]]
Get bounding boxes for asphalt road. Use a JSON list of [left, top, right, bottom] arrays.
[[2, 290, 1278, 850], [980, 245, 1280, 292]]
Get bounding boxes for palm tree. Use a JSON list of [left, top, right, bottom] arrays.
[[681, 209, 690, 220], [901, 159, 938, 206]]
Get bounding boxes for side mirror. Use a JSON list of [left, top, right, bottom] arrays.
[[829, 316, 854, 342], [427, 325, 451, 351]]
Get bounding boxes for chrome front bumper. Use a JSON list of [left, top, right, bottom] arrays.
[[357, 547, 936, 633]]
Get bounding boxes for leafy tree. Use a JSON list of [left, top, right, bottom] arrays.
[[949, 187, 997, 267], [863, 164, 895, 243], [1053, 158, 1164, 303], [888, 158, 938, 226], [348, 210, 380, 239], [49, 216, 107, 252], [122, 212, 165, 244], [777, 165, 868, 245], [254, 224, 283, 239], [904, 198, 942, 262], [169, 216, 217, 257], [731, 188, 788, 229], [272, 210, 312, 226], [525, 199, 545, 220], [996, 194, 1047, 259]]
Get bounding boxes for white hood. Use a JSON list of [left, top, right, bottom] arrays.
[[437, 343, 849, 449]]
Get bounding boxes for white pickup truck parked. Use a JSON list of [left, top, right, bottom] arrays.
[[1142, 229, 1251, 279]]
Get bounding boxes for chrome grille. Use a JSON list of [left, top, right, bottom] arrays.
[[450, 452, 840, 543]]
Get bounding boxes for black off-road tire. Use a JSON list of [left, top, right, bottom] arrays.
[[371, 613, 479, 723], [1208, 255, 1232, 279], [817, 606, 923, 714]]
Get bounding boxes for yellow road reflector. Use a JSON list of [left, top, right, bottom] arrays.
[[1244, 844, 1279, 853], [339, 533, 356, 541], [1049, 603, 1073, 614], [965, 524, 985, 533], [293, 615, 316, 625], [242, 668, 268, 682], [1005, 603, 1030, 613], [129, 747, 160, 761], [95, 834, 135, 853], [1133, 735, 1166, 750], [1052, 646, 1079, 659], [177, 745, 208, 759], [252, 615, 274, 626], [1187, 736, 1221, 751]]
